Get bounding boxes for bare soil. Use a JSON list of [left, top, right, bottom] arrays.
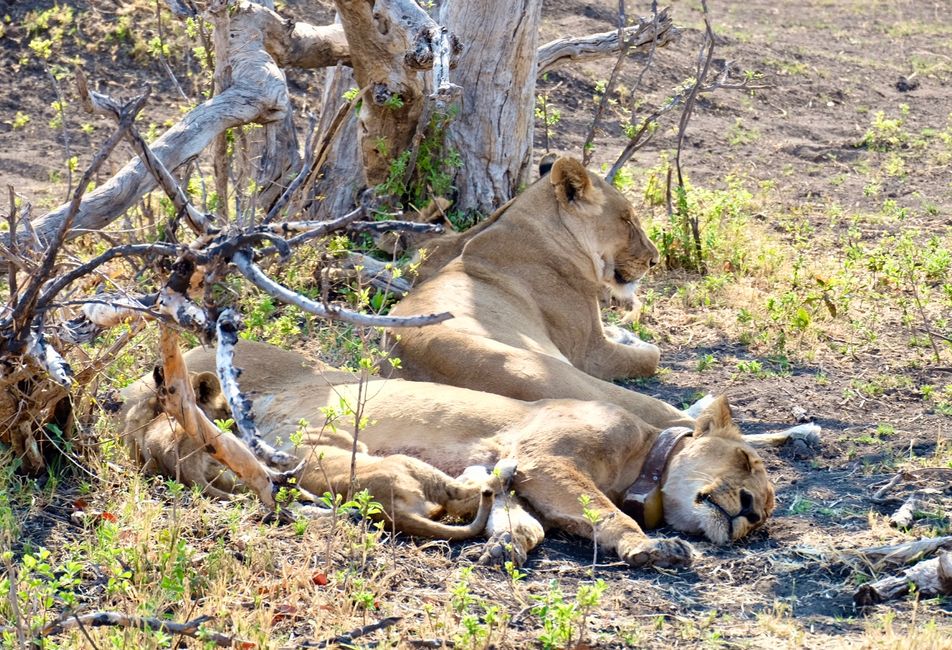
[[1, 0, 951, 648]]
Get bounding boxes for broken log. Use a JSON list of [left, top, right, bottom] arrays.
[[854, 552, 952, 606]]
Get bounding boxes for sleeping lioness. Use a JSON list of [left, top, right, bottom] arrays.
[[121, 339, 775, 568], [387, 156, 691, 430]]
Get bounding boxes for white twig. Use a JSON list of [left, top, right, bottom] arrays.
[[232, 250, 452, 328], [27, 331, 73, 387], [156, 287, 207, 329], [82, 293, 155, 328], [215, 309, 298, 468]]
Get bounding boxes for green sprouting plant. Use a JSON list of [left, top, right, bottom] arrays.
[[697, 353, 717, 371], [531, 579, 607, 649], [535, 92, 561, 150], [579, 494, 601, 568], [861, 110, 907, 151], [290, 418, 309, 449], [383, 93, 405, 110], [377, 107, 461, 211], [451, 566, 476, 614], [727, 118, 760, 146], [504, 560, 526, 583], [11, 112, 30, 129]]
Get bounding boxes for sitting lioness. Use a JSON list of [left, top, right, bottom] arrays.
[[121, 339, 776, 568], [387, 156, 691, 430]]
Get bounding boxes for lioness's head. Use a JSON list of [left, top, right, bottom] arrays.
[[151, 367, 230, 422], [661, 396, 775, 544], [548, 157, 659, 303]]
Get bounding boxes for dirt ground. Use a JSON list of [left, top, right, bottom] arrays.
[[1, 0, 951, 648]]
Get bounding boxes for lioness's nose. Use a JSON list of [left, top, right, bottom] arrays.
[[738, 489, 760, 523]]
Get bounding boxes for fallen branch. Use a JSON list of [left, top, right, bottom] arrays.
[[232, 250, 451, 328], [159, 326, 279, 508], [0, 611, 250, 648], [7, 0, 302, 255], [77, 70, 213, 236], [337, 252, 413, 295], [296, 616, 402, 649], [743, 423, 822, 448], [871, 467, 952, 502], [844, 536, 952, 570], [347, 221, 444, 236], [6, 93, 148, 347], [536, 7, 675, 76], [889, 493, 921, 529], [854, 552, 952, 607], [27, 330, 74, 388]]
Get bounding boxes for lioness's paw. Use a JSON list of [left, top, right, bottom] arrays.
[[619, 537, 694, 569], [479, 530, 529, 567], [604, 325, 656, 352], [781, 423, 822, 445]]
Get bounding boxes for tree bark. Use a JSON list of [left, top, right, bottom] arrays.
[[310, 63, 364, 218], [439, 0, 544, 217], [333, 0, 455, 186]]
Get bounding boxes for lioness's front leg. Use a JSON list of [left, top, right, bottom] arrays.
[[580, 328, 660, 381], [514, 460, 693, 568]]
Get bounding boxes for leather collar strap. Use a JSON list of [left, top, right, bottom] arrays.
[[621, 426, 694, 530]]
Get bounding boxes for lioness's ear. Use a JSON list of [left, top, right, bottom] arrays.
[[550, 157, 593, 205], [736, 448, 754, 473], [192, 371, 222, 405], [538, 152, 558, 178], [693, 395, 740, 439]]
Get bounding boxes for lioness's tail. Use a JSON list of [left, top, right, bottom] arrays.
[[396, 483, 497, 541]]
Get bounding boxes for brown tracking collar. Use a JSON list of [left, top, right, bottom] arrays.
[[621, 426, 694, 530]]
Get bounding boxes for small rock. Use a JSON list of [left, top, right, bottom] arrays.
[[896, 76, 919, 92], [789, 438, 815, 460], [791, 405, 809, 423]]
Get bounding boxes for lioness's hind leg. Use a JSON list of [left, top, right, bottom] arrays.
[[301, 449, 499, 541]]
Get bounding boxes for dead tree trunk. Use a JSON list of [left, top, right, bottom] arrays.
[[439, 0, 544, 217], [333, 0, 456, 187]]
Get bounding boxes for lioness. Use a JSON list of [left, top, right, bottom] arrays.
[[387, 156, 692, 430], [122, 339, 775, 568]]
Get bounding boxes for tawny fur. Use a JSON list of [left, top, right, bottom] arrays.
[[387, 156, 691, 430], [120, 340, 775, 568]]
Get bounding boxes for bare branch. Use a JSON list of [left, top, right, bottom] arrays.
[[232, 250, 452, 328], [215, 309, 299, 468], [27, 331, 74, 388], [582, 1, 630, 165], [7, 93, 149, 349], [159, 327, 278, 507], [338, 252, 412, 295], [0, 611, 250, 648], [77, 71, 213, 236], [35, 244, 184, 314], [854, 552, 952, 607], [537, 7, 675, 76], [348, 220, 444, 235], [7, 0, 296, 256], [302, 616, 402, 649]]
